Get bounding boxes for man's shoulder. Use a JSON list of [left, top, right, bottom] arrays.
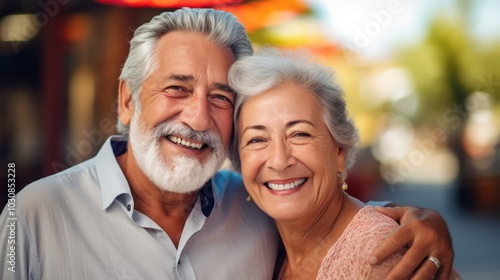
[[211, 169, 245, 200], [27, 158, 96, 187], [212, 169, 243, 186], [206, 169, 275, 229], [16, 136, 121, 209], [16, 160, 100, 211], [212, 169, 253, 206]]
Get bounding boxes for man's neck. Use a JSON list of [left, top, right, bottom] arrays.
[[117, 150, 198, 248]]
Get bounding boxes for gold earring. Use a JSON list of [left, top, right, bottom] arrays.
[[339, 172, 348, 191], [342, 180, 348, 191], [246, 195, 252, 202]]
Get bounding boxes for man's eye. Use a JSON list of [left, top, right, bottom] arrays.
[[210, 94, 234, 109], [164, 86, 189, 97], [166, 86, 186, 92], [214, 95, 230, 102]]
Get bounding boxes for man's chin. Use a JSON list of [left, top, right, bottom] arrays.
[[149, 155, 223, 194]]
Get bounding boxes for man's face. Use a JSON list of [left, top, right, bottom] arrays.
[[120, 31, 236, 192]]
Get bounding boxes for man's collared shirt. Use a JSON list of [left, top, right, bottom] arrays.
[[0, 136, 278, 280]]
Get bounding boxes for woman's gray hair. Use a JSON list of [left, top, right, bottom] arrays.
[[116, 7, 253, 136], [228, 48, 359, 172]]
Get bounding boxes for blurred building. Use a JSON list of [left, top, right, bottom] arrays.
[[1, 0, 499, 212], [1, 1, 500, 278]]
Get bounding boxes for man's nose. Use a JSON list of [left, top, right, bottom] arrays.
[[179, 93, 213, 132]]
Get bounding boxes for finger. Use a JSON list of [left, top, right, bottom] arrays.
[[409, 258, 440, 280], [370, 225, 413, 264], [374, 206, 407, 223], [382, 246, 427, 280], [435, 263, 453, 280]]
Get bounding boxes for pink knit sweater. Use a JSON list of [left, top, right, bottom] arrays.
[[316, 206, 462, 279]]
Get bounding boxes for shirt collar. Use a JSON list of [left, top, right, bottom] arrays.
[[198, 179, 215, 217], [96, 136, 132, 210], [96, 136, 216, 217]]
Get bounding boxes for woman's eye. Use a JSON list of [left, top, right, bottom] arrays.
[[294, 132, 310, 137], [247, 138, 264, 145]]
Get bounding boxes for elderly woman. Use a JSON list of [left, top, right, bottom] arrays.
[[228, 48, 462, 280]]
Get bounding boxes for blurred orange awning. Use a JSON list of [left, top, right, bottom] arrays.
[[220, 0, 309, 32], [96, 0, 243, 8]]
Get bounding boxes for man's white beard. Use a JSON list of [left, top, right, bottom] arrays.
[[128, 113, 227, 193]]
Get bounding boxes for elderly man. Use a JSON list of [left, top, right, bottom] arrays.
[[0, 8, 453, 280]]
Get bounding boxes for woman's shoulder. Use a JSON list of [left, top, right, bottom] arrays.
[[317, 206, 405, 279], [351, 206, 400, 232], [341, 206, 404, 257]]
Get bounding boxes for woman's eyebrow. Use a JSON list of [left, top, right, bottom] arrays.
[[286, 119, 315, 128], [242, 125, 267, 135], [242, 120, 315, 134]]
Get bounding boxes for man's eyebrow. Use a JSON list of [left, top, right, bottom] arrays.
[[168, 74, 194, 82], [214, 82, 237, 95], [161, 75, 236, 95]]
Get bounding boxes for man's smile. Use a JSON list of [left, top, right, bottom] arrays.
[[167, 135, 207, 150]]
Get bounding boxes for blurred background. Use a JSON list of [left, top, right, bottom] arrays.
[[1, 0, 499, 278]]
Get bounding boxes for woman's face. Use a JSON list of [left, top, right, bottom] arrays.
[[238, 82, 346, 221]]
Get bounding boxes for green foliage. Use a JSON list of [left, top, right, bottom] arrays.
[[397, 13, 500, 124]]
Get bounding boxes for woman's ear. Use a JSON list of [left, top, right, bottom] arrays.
[[118, 80, 134, 126], [336, 147, 347, 173]]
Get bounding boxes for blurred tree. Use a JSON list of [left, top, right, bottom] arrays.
[[399, 16, 471, 122], [397, 7, 500, 124], [396, 1, 500, 212]]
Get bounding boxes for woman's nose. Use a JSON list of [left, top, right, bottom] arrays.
[[266, 139, 295, 171]]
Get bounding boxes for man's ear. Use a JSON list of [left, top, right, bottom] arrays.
[[118, 80, 134, 126]]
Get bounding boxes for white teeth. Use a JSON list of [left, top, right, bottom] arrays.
[[267, 178, 305, 191], [167, 136, 203, 149]]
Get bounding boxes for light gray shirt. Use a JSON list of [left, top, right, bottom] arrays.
[[0, 136, 279, 280]]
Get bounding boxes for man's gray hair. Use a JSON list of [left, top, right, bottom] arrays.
[[228, 48, 359, 171], [116, 7, 253, 136]]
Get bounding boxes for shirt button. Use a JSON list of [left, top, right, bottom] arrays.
[[127, 204, 131, 211]]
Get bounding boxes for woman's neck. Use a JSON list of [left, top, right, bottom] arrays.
[[277, 194, 363, 279]]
